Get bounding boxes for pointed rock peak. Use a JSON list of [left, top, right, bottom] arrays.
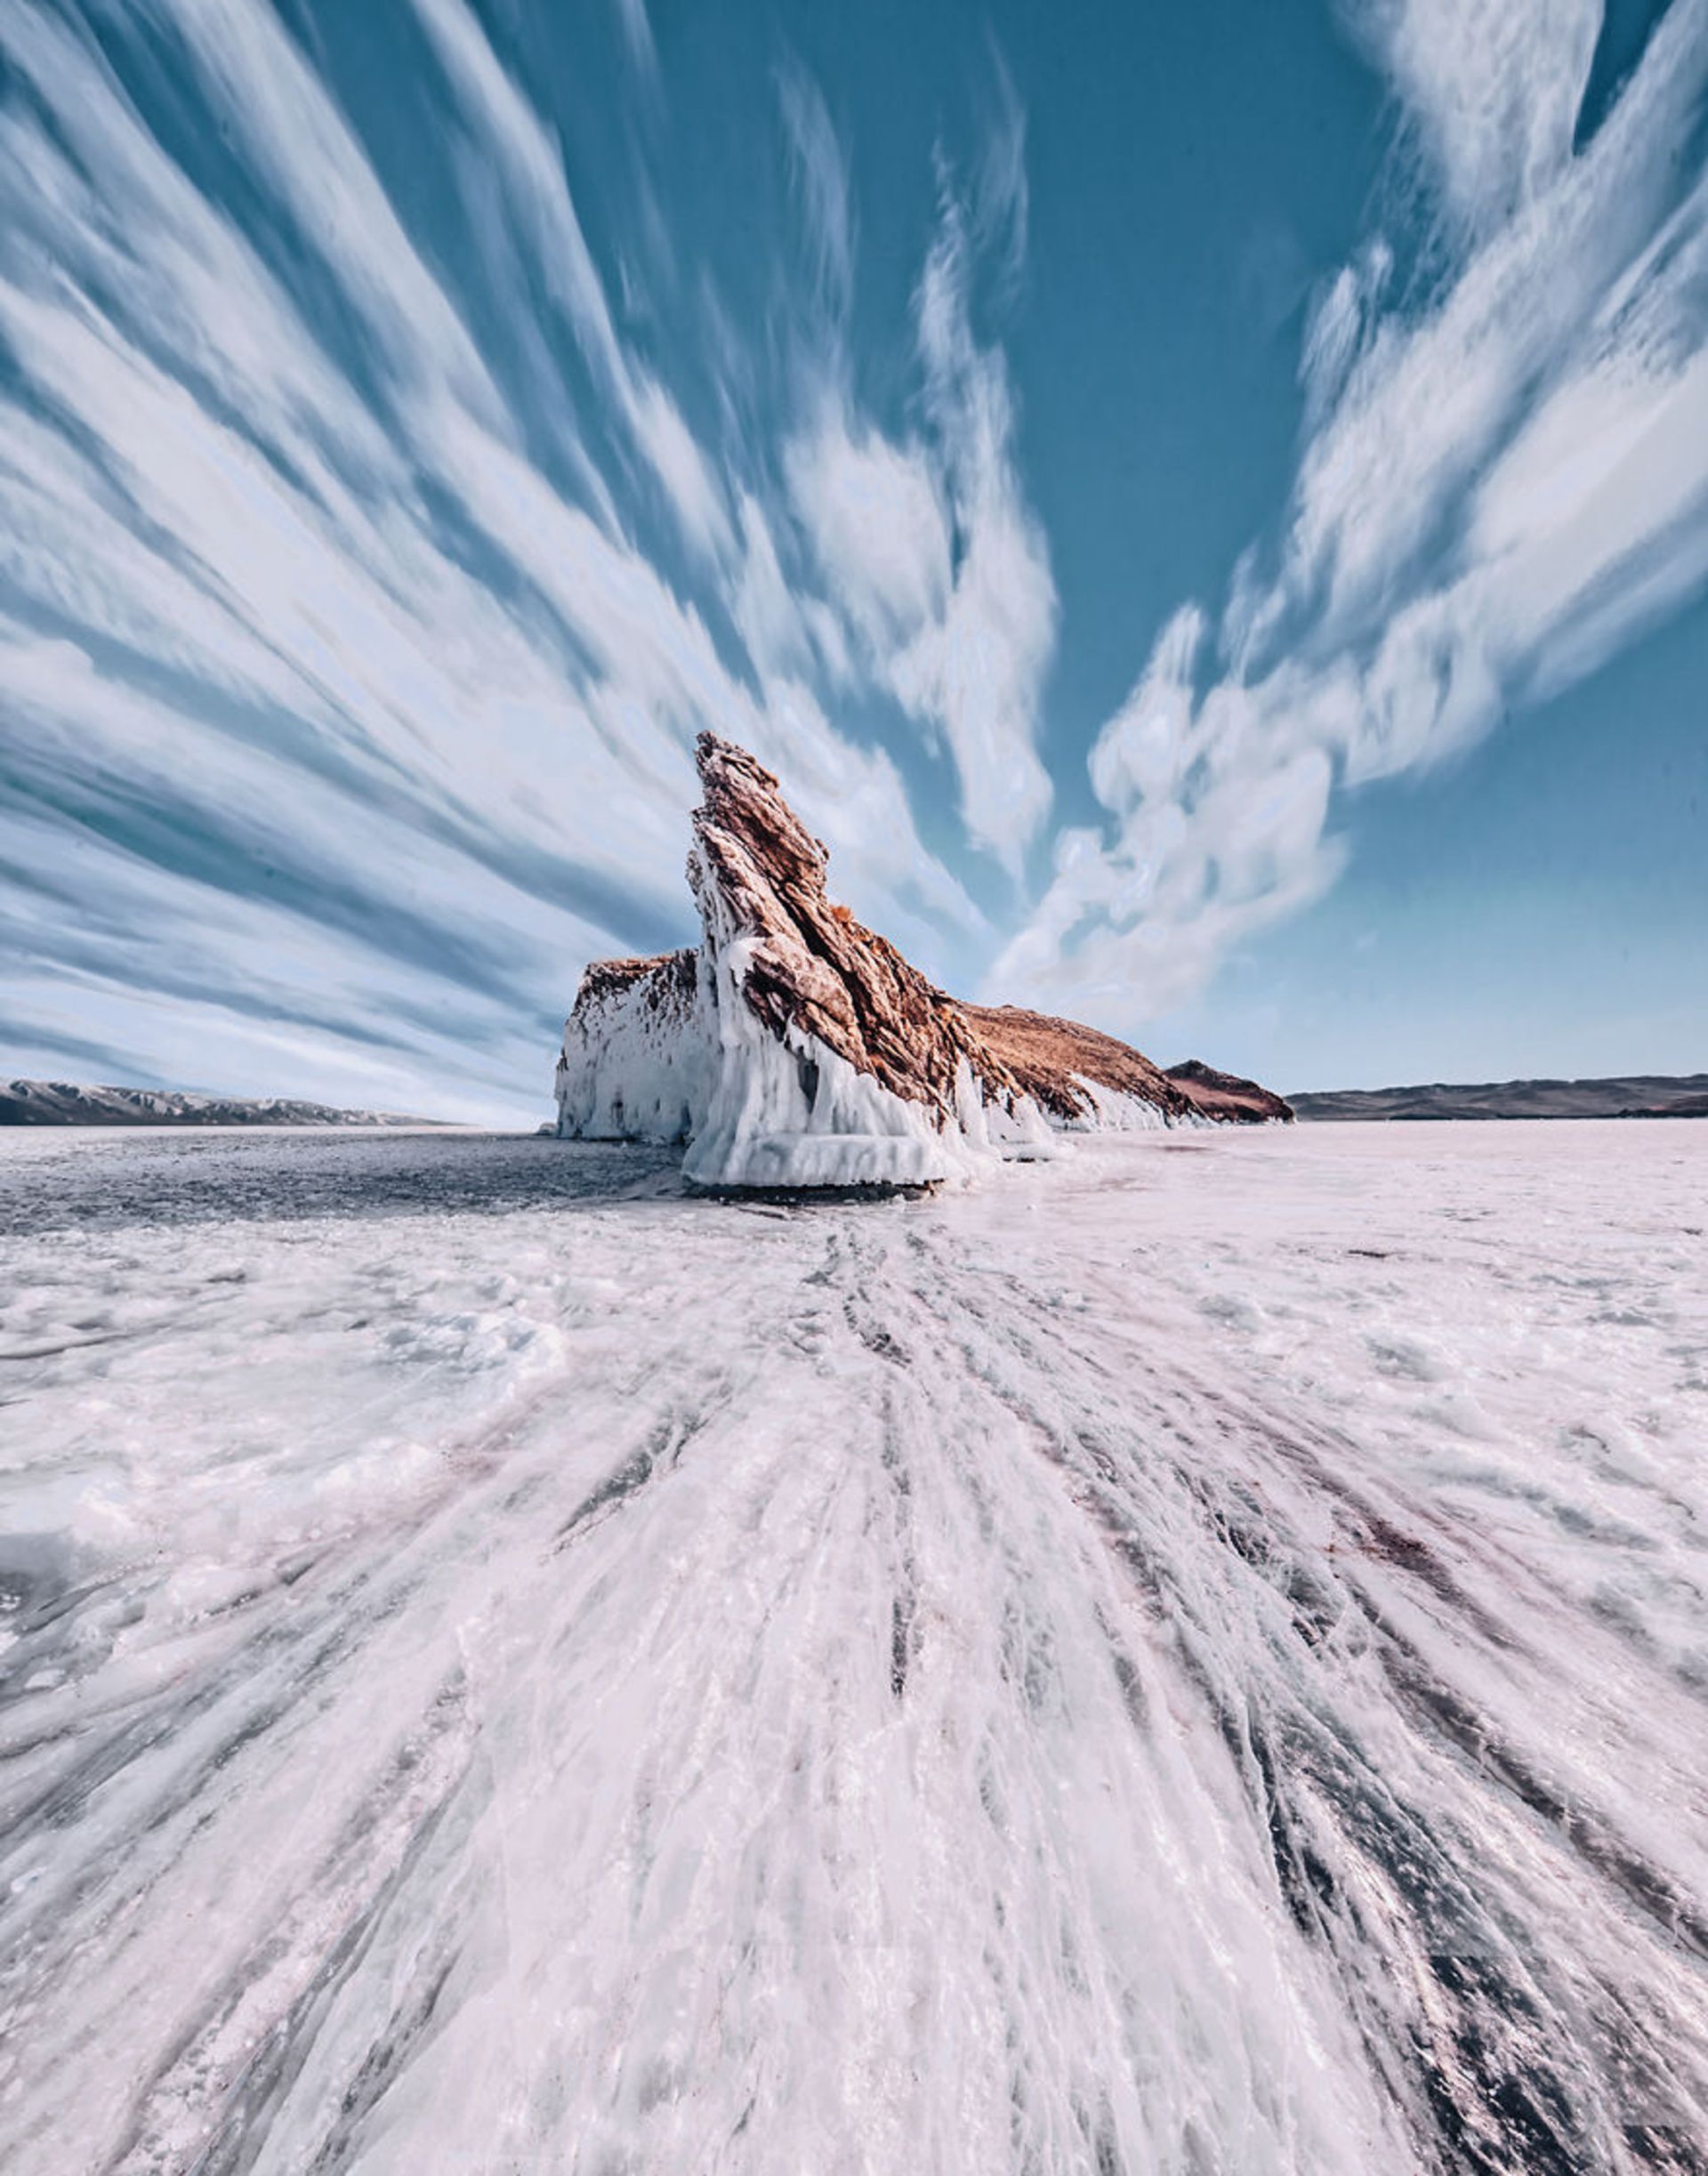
[[1165, 1060, 1294, 1124], [692, 734, 831, 904]]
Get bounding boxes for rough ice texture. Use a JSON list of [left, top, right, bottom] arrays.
[[557, 736, 1285, 1186], [4, 1118, 1705, 2172], [553, 948, 713, 1148]]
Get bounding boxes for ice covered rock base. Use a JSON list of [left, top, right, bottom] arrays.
[[555, 736, 1289, 1187]]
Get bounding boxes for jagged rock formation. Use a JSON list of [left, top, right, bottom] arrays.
[[556, 736, 1288, 1187], [1164, 1059, 1295, 1125]]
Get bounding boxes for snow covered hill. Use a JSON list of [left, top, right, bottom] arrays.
[[556, 737, 1289, 1188], [2, 1118, 1704, 2172], [0, 1078, 441, 1128]]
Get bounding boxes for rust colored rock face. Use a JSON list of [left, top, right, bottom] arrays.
[[1164, 1059, 1295, 1125], [961, 1004, 1196, 1124], [557, 734, 1290, 1182], [575, 951, 697, 1009], [688, 735, 1027, 1125]]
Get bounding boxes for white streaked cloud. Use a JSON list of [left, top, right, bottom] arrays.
[[993, 0, 1708, 1027], [777, 63, 854, 323], [409, 0, 731, 562], [782, 157, 1058, 876], [612, 0, 658, 87], [785, 411, 953, 657], [973, 39, 1029, 298], [1347, 0, 1602, 238], [891, 187, 1056, 872]]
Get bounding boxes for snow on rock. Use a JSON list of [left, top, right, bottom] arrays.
[[556, 735, 1285, 1187], [553, 949, 714, 1148]]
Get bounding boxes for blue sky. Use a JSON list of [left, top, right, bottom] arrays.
[[0, 0, 1703, 1121]]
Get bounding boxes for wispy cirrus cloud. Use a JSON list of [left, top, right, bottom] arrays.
[[891, 183, 1057, 871], [411, 0, 732, 563], [777, 63, 855, 324], [1343, 0, 1602, 241], [779, 100, 1058, 876], [611, 0, 658, 90], [991, 0, 1708, 1024]]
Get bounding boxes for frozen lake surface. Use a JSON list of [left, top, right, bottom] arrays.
[[2, 1120, 1704, 2173]]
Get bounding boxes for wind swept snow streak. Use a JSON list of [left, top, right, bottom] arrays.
[[1, 1121, 1705, 2172]]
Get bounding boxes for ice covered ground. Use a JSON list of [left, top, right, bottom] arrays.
[[1, 1120, 1704, 2174]]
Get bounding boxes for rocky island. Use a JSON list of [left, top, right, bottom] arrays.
[[556, 736, 1290, 1188]]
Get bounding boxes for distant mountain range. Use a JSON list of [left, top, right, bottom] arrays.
[[0, 1080, 443, 1128], [12, 1070, 1702, 1133], [1288, 1075, 1708, 1122]]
